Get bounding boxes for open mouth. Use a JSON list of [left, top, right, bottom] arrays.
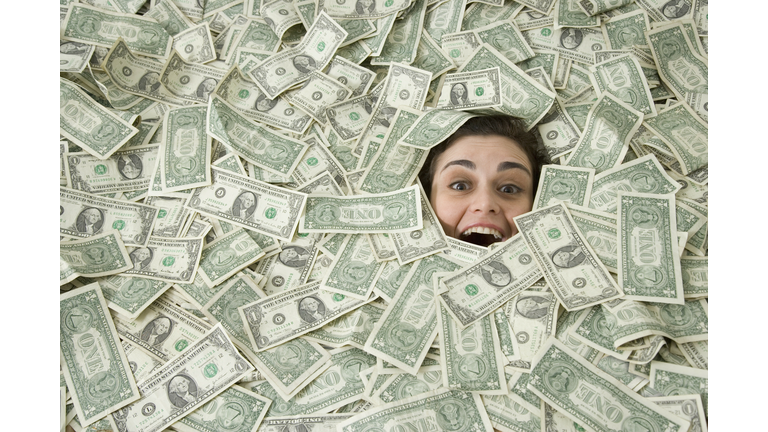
[[461, 226, 504, 247]]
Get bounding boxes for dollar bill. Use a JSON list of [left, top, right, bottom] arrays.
[[440, 31, 481, 69], [617, 192, 684, 303], [143, 0, 194, 37], [556, 0, 600, 27], [62, 3, 172, 58], [503, 290, 559, 371], [213, 66, 313, 134], [459, 44, 555, 127], [339, 389, 494, 432], [207, 96, 310, 176], [649, 360, 708, 416], [601, 10, 650, 50], [398, 109, 476, 149], [283, 71, 352, 124], [250, 337, 333, 400], [60, 282, 140, 427], [110, 324, 254, 432], [371, 260, 413, 301], [514, 203, 622, 311], [239, 280, 371, 351], [528, 338, 691, 432], [60, 230, 134, 284], [589, 154, 681, 213], [325, 55, 376, 97], [645, 23, 707, 100], [370, 0, 427, 65], [322, 234, 386, 299], [643, 102, 708, 176], [198, 228, 265, 287], [523, 26, 608, 65], [590, 53, 656, 116], [111, 293, 212, 362], [570, 211, 618, 272], [326, 92, 378, 142], [123, 235, 204, 283], [159, 50, 225, 104], [60, 77, 139, 159], [647, 395, 708, 432], [160, 105, 212, 192], [251, 238, 319, 295], [438, 304, 506, 393], [680, 256, 707, 298], [318, 0, 412, 19], [250, 12, 348, 98], [65, 145, 159, 194], [98, 274, 173, 320], [171, 22, 216, 63], [256, 414, 354, 432], [60, 186, 159, 245], [358, 108, 427, 194], [533, 164, 595, 210], [475, 21, 535, 64], [411, 30, 455, 80], [438, 235, 542, 328], [365, 254, 464, 374], [172, 385, 271, 432], [565, 92, 642, 174], [435, 67, 502, 110], [374, 370, 444, 404], [304, 302, 385, 349], [145, 195, 191, 237], [482, 394, 542, 432], [250, 347, 377, 416], [102, 38, 191, 106], [261, 0, 303, 39], [186, 167, 307, 241], [463, 0, 524, 30], [60, 41, 96, 73], [289, 136, 349, 191], [389, 182, 450, 264], [121, 340, 163, 384]]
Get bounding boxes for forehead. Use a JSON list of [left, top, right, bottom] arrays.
[[436, 135, 533, 171]]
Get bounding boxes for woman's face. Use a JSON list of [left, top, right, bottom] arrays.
[[429, 135, 534, 247]]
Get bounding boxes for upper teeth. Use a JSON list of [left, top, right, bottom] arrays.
[[462, 226, 502, 239]]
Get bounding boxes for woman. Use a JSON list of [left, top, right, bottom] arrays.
[[418, 116, 550, 247]]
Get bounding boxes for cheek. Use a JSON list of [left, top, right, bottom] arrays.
[[429, 194, 465, 235]]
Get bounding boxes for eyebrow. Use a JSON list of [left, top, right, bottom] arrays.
[[441, 159, 531, 176]]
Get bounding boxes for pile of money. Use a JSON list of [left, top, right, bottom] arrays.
[[59, 0, 708, 431]]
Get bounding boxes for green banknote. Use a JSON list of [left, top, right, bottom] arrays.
[[643, 102, 708, 176], [645, 23, 707, 100], [304, 303, 385, 350], [322, 234, 386, 300], [601, 9, 650, 50], [198, 228, 265, 287], [62, 3, 172, 58], [60, 230, 134, 285], [533, 164, 596, 210], [514, 203, 622, 311], [160, 105, 212, 192], [482, 394, 542, 432], [110, 324, 254, 432], [186, 167, 307, 242], [239, 281, 371, 351], [207, 96, 309, 176], [590, 53, 656, 116], [159, 50, 224, 104], [565, 92, 642, 174], [339, 389, 494, 432], [389, 181, 450, 264], [173, 385, 271, 432], [589, 154, 681, 213], [438, 305, 507, 394], [398, 109, 476, 149], [97, 274, 172, 320], [528, 338, 691, 432], [475, 21, 535, 64], [123, 235, 204, 283], [65, 145, 159, 194], [60, 282, 140, 427], [438, 234, 542, 328], [60, 77, 139, 159], [300, 184, 423, 234], [649, 361, 708, 416], [370, 0, 427, 65], [617, 192, 684, 303]]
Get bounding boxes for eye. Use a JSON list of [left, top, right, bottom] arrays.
[[500, 184, 521, 194], [450, 181, 469, 191]]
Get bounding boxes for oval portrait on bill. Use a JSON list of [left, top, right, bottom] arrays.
[[559, 28, 583, 50], [76, 207, 105, 235], [480, 261, 512, 288], [550, 244, 586, 268], [130, 247, 154, 271], [117, 154, 143, 180], [196, 78, 218, 99], [138, 71, 161, 93], [298, 296, 326, 323], [140, 316, 173, 347], [230, 191, 258, 220], [293, 55, 317, 74], [516, 295, 551, 319], [167, 374, 198, 408], [355, 0, 376, 14], [661, 0, 690, 18], [254, 94, 278, 112], [278, 246, 311, 268], [450, 82, 469, 105]]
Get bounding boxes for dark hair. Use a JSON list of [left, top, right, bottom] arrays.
[[418, 115, 551, 199]]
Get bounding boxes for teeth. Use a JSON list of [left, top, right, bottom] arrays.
[[462, 226, 502, 239]]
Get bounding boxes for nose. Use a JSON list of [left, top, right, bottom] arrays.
[[471, 186, 500, 213]]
